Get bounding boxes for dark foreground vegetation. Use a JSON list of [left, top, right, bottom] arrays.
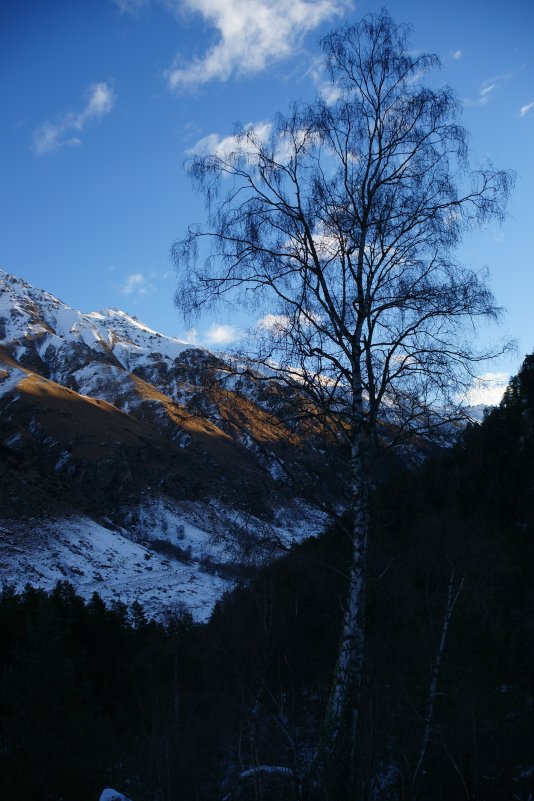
[[1, 356, 533, 801]]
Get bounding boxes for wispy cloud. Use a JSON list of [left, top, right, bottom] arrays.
[[519, 100, 534, 118], [32, 82, 115, 155], [480, 83, 496, 98], [451, 49, 462, 60], [465, 372, 509, 407], [306, 56, 342, 105], [118, 272, 154, 297], [166, 0, 349, 89], [464, 72, 512, 108]]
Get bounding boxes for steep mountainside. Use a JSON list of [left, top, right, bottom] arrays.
[[0, 270, 329, 617]]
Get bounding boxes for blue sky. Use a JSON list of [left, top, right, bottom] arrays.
[[1, 0, 533, 402]]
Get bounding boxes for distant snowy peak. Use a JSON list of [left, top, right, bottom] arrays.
[[0, 269, 195, 372]]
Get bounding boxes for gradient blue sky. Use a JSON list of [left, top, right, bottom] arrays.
[[1, 0, 533, 402]]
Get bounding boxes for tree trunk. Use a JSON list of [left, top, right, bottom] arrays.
[[310, 414, 369, 799], [329, 440, 368, 735]]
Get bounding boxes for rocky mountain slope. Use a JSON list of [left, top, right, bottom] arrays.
[[0, 270, 330, 618]]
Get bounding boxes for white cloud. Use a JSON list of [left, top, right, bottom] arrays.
[[451, 49, 462, 60], [189, 121, 272, 158], [118, 272, 154, 297], [465, 372, 509, 407], [166, 0, 349, 89], [180, 323, 241, 346], [205, 323, 240, 345], [311, 231, 339, 258], [258, 313, 290, 334], [519, 100, 534, 118], [257, 309, 323, 335], [32, 82, 115, 155], [189, 120, 323, 169]]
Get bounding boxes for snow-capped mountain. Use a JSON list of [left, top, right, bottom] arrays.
[[0, 270, 330, 618], [0, 272, 191, 366]]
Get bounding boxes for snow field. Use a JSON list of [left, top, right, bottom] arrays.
[[0, 514, 229, 622]]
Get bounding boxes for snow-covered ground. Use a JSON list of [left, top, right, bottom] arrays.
[[0, 496, 327, 621], [0, 514, 229, 622]]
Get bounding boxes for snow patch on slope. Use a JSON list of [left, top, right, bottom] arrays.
[[124, 496, 327, 567], [0, 365, 25, 398], [0, 515, 229, 622], [0, 495, 326, 621]]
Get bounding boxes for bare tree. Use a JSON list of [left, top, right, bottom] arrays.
[[174, 10, 513, 795]]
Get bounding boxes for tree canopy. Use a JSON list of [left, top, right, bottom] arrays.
[[175, 11, 513, 443]]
